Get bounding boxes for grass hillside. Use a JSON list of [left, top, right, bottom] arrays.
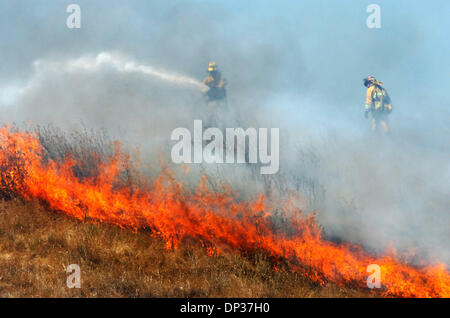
[[0, 197, 377, 297]]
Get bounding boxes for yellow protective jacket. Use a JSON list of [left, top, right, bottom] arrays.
[[365, 81, 392, 112]]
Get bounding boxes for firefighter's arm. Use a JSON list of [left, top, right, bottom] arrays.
[[365, 86, 374, 111], [203, 76, 213, 87], [201, 77, 211, 95], [385, 93, 392, 112], [218, 77, 227, 88]]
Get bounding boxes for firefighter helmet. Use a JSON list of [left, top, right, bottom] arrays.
[[363, 75, 376, 87], [208, 61, 218, 72]]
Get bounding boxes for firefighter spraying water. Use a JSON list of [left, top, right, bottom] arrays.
[[202, 62, 227, 106], [363, 75, 393, 134], [199, 61, 229, 128]]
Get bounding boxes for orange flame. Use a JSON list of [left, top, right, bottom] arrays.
[[0, 125, 448, 297]]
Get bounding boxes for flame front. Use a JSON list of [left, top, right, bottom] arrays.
[[0, 126, 448, 297]]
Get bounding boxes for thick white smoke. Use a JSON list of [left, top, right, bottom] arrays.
[[2, 49, 449, 268]]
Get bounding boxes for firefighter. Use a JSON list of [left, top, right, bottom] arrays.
[[363, 75, 392, 134], [203, 62, 227, 103]]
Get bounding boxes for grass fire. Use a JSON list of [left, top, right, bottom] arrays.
[[0, 124, 448, 298]]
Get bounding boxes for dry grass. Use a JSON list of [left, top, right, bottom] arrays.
[[0, 197, 378, 298]]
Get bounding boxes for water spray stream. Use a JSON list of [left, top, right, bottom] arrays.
[[0, 52, 207, 106]]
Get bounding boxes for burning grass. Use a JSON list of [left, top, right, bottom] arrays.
[[0, 124, 448, 297], [0, 198, 376, 297]]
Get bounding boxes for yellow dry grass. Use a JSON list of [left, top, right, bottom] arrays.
[[0, 198, 378, 298]]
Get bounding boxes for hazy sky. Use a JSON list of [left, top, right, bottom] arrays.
[[1, 0, 449, 97], [1, 1, 449, 140]]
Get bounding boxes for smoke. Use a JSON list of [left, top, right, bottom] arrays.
[[1, 0, 449, 266]]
